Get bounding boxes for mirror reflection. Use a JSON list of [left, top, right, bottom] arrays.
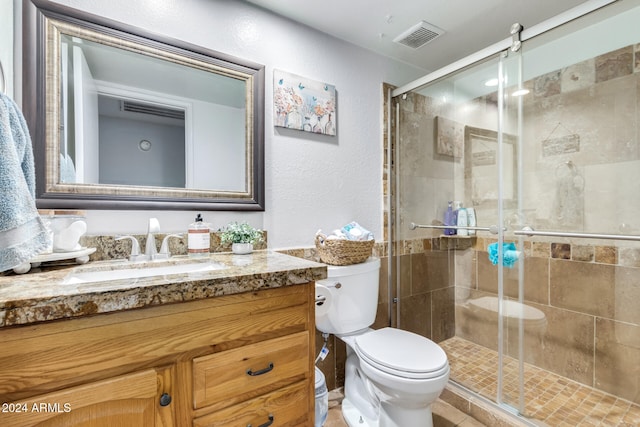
[[24, 0, 265, 210], [60, 33, 247, 191]]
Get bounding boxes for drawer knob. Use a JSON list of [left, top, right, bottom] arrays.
[[159, 393, 172, 407], [246, 362, 274, 376], [247, 414, 274, 427]]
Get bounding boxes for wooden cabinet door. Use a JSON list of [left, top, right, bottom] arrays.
[[1, 368, 173, 427]]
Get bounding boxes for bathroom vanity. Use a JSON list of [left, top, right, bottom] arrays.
[[0, 251, 326, 426]]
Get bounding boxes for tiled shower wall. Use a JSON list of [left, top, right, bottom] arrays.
[[456, 235, 640, 405]]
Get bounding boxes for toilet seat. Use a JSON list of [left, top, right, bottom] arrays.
[[354, 328, 449, 380]]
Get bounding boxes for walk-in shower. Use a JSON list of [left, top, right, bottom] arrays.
[[389, 0, 640, 424]]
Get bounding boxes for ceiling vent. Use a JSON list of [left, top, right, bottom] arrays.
[[121, 100, 185, 120], [393, 21, 444, 49]]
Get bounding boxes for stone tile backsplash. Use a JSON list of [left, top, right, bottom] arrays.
[[81, 231, 268, 261]]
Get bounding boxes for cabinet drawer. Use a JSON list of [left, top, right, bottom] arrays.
[[193, 332, 309, 410], [192, 381, 310, 427]]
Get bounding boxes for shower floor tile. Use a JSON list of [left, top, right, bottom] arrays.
[[440, 336, 640, 426]]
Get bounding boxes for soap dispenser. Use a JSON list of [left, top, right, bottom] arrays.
[[444, 201, 456, 235], [188, 214, 210, 257]]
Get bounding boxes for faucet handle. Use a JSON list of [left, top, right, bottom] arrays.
[[154, 234, 184, 260], [115, 235, 146, 262]]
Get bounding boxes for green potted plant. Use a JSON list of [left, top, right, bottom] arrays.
[[219, 221, 264, 254]]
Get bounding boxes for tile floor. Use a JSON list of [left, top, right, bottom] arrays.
[[440, 336, 640, 427], [324, 388, 487, 427], [324, 389, 348, 427]]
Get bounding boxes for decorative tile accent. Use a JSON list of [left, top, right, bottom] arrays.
[[619, 247, 640, 267], [435, 236, 475, 251], [595, 46, 633, 83], [551, 242, 571, 259], [572, 244, 594, 262], [595, 245, 617, 264], [533, 70, 561, 97], [531, 241, 550, 258], [562, 59, 596, 93]]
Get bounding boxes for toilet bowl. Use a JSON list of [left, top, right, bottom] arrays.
[[315, 257, 450, 427], [341, 328, 449, 427]]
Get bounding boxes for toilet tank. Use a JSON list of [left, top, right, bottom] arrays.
[[315, 257, 381, 335]]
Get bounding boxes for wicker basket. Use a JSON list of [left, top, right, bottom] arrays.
[[315, 234, 374, 266]]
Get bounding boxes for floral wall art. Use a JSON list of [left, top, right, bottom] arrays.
[[274, 70, 336, 136]]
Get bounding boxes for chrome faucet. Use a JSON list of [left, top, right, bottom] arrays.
[[145, 218, 161, 259], [116, 218, 164, 262]]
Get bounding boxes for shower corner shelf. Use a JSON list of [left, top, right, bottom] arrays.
[[435, 235, 476, 251]]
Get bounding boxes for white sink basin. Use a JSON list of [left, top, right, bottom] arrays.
[[62, 261, 227, 285]]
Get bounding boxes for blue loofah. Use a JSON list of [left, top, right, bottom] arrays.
[[488, 242, 520, 268]]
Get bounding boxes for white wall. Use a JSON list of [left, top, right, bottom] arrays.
[[42, 0, 425, 248], [98, 116, 185, 187], [191, 101, 245, 192]]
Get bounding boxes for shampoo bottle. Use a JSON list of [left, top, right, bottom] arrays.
[[467, 207, 477, 236], [188, 214, 210, 257], [444, 201, 456, 235], [456, 203, 468, 236]]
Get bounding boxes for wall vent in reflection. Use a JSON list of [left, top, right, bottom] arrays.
[[121, 100, 185, 120]]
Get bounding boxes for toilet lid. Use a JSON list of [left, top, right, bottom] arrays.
[[355, 328, 449, 379]]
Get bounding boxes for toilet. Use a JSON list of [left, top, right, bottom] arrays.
[[315, 257, 449, 427]]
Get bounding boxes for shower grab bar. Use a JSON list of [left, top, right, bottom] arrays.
[[0, 60, 5, 94], [410, 222, 502, 234], [514, 227, 640, 242]]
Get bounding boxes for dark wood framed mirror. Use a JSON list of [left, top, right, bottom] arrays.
[[23, 0, 265, 210]]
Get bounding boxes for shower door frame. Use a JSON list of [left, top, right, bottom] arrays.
[[391, 0, 616, 98], [388, 0, 620, 422]]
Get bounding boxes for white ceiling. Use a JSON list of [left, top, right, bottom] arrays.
[[245, 0, 591, 72]]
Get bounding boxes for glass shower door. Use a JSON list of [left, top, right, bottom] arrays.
[[501, 2, 640, 422], [392, 2, 640, 425]]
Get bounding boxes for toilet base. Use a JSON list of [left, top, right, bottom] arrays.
[[341, 395, 435, 427], [342, 397, 377, 427]]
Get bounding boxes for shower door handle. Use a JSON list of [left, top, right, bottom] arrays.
[[513, 227, 640, 242]]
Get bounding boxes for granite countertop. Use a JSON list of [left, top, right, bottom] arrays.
[[0, 251, 327, 328]]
